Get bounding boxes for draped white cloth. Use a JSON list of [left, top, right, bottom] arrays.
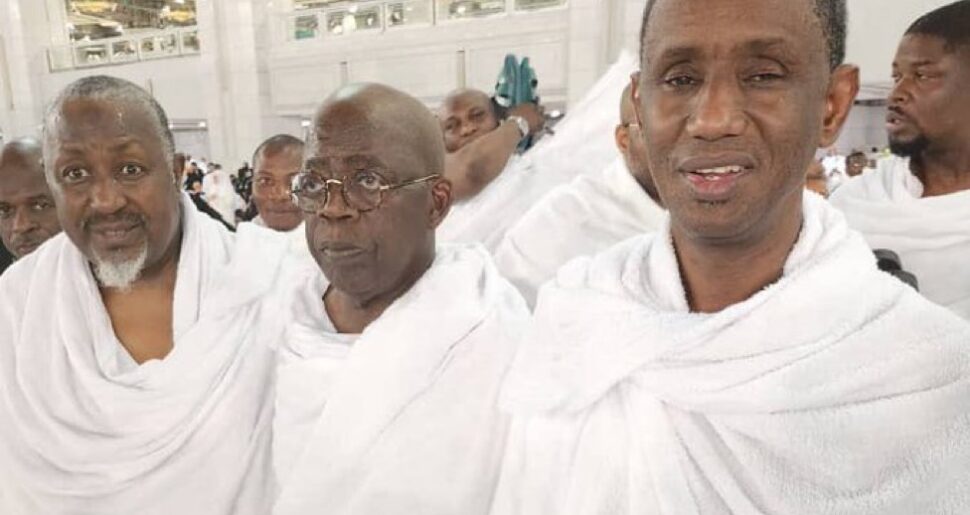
[[437, 155, 536, 253], [492, 193, 970, 515], [495, 158, 665, 305], [830, 156, 970, 319], [437, 50, 638, 253], [0, 195, 289, 515], [273, 244, 530, 515]]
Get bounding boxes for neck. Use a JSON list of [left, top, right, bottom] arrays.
[[673, 194, 802, 313], [912, 146, 970, 197], [324, 254, 434, 334]]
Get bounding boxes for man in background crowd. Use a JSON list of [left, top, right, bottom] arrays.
[[0, 137, 62, 263]]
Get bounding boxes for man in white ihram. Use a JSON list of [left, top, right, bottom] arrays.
[[271, 83, 529, 515], [0, 76, 286, 514], [492, 0, 970, 513], [831, 0, 970, 319]]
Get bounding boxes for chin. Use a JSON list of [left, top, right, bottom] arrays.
[[889, 135, 929, 158]]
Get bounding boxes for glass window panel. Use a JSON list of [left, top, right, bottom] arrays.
[[67, 1, 197, 41], [386, 1, 433, 28], [293, 14, 320, 40], [181, 30, 200, 52], [110, 40, 138, 62], [515, 0, 565, 10], [437, 0, 506, 21], [74, 43, 109, 66], [325, 6, 382, 35], [140, 33, 179, 58]]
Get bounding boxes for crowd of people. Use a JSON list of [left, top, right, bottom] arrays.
[[0, 0, 969, 513]]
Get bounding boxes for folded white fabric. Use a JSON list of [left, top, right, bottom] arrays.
[[437, 155, 537, 253], [830, 156, 970, 319], [493, 193, 970, 515], [495, 158, 665, 306], [273, 244, 529, 515], [0, 195, 289, 514]]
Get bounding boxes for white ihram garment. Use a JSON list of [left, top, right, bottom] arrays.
[[830, 156, 970, 319], [0, 195, 288, 514], [273, 244, 529, 515], [492, 194, 970, 515]]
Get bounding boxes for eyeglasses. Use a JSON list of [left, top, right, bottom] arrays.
[[291, 170, 440, 213]]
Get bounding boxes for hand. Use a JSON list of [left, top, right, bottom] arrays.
[[507, 103, 545, 135]]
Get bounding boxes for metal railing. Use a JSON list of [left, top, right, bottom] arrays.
[[48, 27, 200, 72]]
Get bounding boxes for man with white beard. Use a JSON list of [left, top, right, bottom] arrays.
[[830, 0, 970, 319], [272, 83, 529, 515], [0, 76, 286, 514], [492, 0, 970, 513]]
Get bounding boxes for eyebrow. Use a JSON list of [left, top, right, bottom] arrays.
[[653, 37, 799, 65]]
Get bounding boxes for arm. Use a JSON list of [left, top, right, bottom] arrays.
[[445, 103, 545, 202], [444, 121, 523, 202]]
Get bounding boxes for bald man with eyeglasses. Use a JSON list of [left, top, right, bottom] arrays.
[[494, 84, 666, 305], [271, 83, 530, 515]]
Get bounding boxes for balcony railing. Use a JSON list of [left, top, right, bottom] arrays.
[[282, 0, 566, 42], [48, 27, 201, 72]]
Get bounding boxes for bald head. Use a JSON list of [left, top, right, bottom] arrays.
[[615, 82, 660, 205], [312, 83, 446, 177], [0, 137, 61, 257], [0, 138, 43, 176]]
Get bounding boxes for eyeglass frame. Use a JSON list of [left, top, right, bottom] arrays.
[[290, 170, 441, 213]]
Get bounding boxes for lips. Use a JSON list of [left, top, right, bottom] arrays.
[[886, 108, 913, 132], [11, 239, 43, 257], [319, 242, 366, 260], [87, 221, 144, 247], [677, 153, 756, 200]]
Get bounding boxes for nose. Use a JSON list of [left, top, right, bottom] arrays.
[[317, 181, 357, 221], [889, 75, 913, 107], [11, 207, 38, 235], [686, 76, 748, 141], [268, 181, 292, 202], [90, 177, 127, 214], [459, 121, 477, 137]]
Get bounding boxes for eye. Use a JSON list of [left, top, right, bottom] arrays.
[[61, 167, 91, 184], [30, 199, 54, 212], [0, 205, 11, 220], [745, 72, 785, 85], [256, 176, 274, 187], [444, 122, 458, 133], [891, 73, 902, 84], [662, 74, 700, 89], [119, 163, 147, 179], [298, 173, 326, 194], [354, 170, 384, 192]]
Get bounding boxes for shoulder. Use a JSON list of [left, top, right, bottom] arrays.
[[830, 157, 909, 206]]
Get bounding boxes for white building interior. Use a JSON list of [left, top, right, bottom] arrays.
[[0, 0, 956, 164]]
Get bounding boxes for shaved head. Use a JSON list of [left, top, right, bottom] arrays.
[[0, 137, 61, 257], [0, 138, 43, 176], [312, 83, 446, 177]]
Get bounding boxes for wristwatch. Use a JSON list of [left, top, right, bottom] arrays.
[[507, 115, 530, 140]]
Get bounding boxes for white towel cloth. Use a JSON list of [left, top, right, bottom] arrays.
[[495, 158, 665, 305], [0, 195, 289, 515], [492, 193, 970, 515], [830, 156, 970, 319], [273, 244, 529, 515], [437, 155, 536, 253]]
